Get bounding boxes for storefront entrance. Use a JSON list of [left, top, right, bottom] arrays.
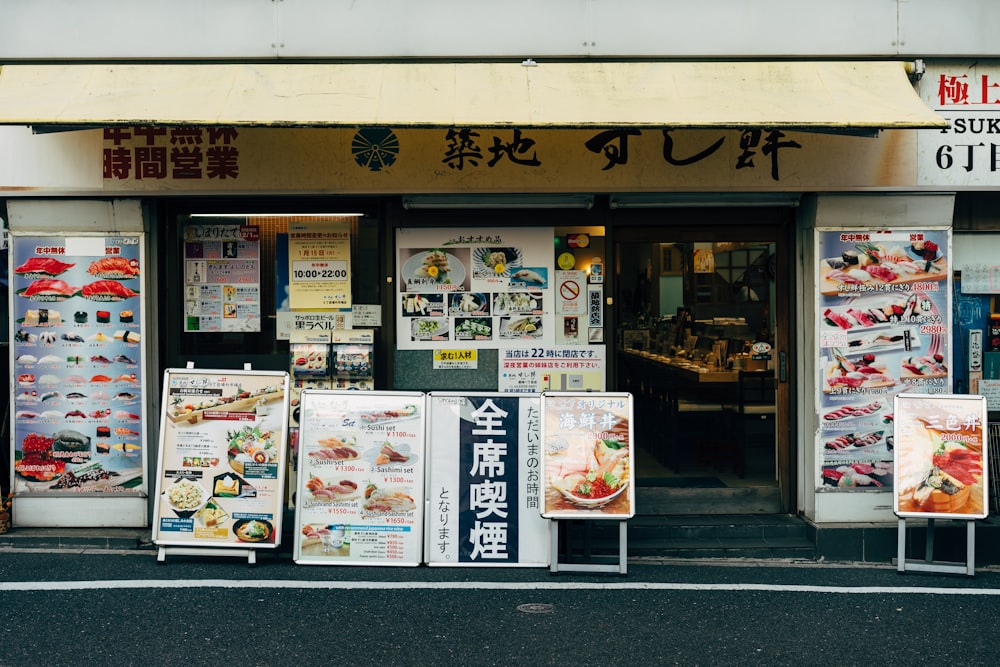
[[612, 210, 795, 514]]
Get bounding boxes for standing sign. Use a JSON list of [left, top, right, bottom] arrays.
[[293, 391, 425, 566], [10, 234, 146, 499], [152, 369, 289, 549], [540, 392, 634, 519], [815, 228, 952, 492], [426, 393, 550, 567], [893, 393, 988, 520]]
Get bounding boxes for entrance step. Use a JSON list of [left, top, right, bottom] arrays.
[[626, 514, 815, 559], [637, 485, 782, 515], [557, 514, 815, 561]]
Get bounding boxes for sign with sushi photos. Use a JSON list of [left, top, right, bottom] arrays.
[[152, 368, 290, 549], [292, 390, 426, 566], [10, 234, 146, 497], [395, 227, 555, 351], [893, 394, 988, 520], [815, 228, 953, 492]]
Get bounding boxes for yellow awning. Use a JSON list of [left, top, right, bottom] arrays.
[[0, 61, 946, 131]]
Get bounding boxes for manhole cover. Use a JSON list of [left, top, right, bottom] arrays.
[[516, 603, 554, 614]]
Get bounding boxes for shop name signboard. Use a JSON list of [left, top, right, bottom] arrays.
[[90, 126, 920, 195], [919, 64, 1000, 187]]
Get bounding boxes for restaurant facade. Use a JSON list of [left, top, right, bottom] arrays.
[[3, 1, 1000, 561]]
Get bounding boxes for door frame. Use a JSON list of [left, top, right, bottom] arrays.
[[609, 207, 797, 513]]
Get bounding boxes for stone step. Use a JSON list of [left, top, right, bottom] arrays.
[[556, 514, 816, 561]]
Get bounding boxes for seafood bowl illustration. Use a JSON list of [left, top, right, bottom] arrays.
[[555, 474, 628, 508]]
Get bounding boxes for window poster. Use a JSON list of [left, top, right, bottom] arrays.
[[183, 223, 261, 333], [893, 393, 988, 520], [10, 234, 146, 497], [425, 393, 550, 567], [293, 391, 425, 566], [498, 345, 607, 393], [287, 219, 352, 310], [396, 227, 554, 350], [815, 229, 952, 492], [152, 369, 289, 549], [540, 392, 634, 520]]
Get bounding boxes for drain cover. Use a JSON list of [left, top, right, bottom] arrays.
[[516, 603, 554, 614]]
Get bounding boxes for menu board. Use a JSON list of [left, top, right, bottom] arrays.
[[10, 234, 146, 496], [183, 223, 261, 333], [893, 394, 988, 519], [396, 227, 554, 350], [540, 392, 634, 520], [815, 229, 952, 492], [152, 369, 289, 549], [293, 391, 425, 566], [426, 393, 550, 567]]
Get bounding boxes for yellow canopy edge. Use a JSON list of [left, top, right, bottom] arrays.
[[0, 61, 946, 130]]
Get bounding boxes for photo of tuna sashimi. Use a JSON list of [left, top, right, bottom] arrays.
[[824, 350, 897, 392], [16, 279, 79, 301], [13, 257, 76, 277]]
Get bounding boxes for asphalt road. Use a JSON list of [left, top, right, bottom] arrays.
[[2, 549, 1000, 666]]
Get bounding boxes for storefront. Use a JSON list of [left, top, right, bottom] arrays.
[[1, 59, 973, 541]]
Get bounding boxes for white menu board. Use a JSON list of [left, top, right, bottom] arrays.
[[152, 368, 290, 549], [425, 393, 550, 567], [293, 391, 425, 566]]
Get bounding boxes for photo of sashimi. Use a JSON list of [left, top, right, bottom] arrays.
[[80, 280, 140, 301], [17, 279, 79, 301], [13, 257, 75, 276], [822, 292, 933, 332]]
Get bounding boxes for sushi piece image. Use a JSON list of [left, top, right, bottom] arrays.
[[14, 257, 75, 276]]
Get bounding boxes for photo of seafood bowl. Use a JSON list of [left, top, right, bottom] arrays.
[[549, 438, 630, 509], [164, 478, 208, 517]]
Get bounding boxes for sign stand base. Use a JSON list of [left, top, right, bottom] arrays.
[[895, 517, 975, 577], [549, 520, 627, 574], [158, 545, 257, 565]]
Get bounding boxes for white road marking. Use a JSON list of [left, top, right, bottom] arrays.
[[2, 579, 999, 594]]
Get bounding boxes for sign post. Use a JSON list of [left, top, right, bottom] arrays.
[[152, 367, 290, 564], [893, 393, 988, 576], [540, 391, 633, 574]]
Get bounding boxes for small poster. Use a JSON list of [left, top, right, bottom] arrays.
[[288, 220, 352, 310], [540, 392, 634, 519], [183, 224, 261, 333], [293, 391, 425, 566], [152, 369, 290, 549], [893, 393, 988, 520], [499, 345, 606, 393], [425, 393, 550, 567]]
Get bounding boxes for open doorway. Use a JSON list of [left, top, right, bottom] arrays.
[[613, 212, 794, 513]]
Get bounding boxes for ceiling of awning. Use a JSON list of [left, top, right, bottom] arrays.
[[0, 61, 947, 131]]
